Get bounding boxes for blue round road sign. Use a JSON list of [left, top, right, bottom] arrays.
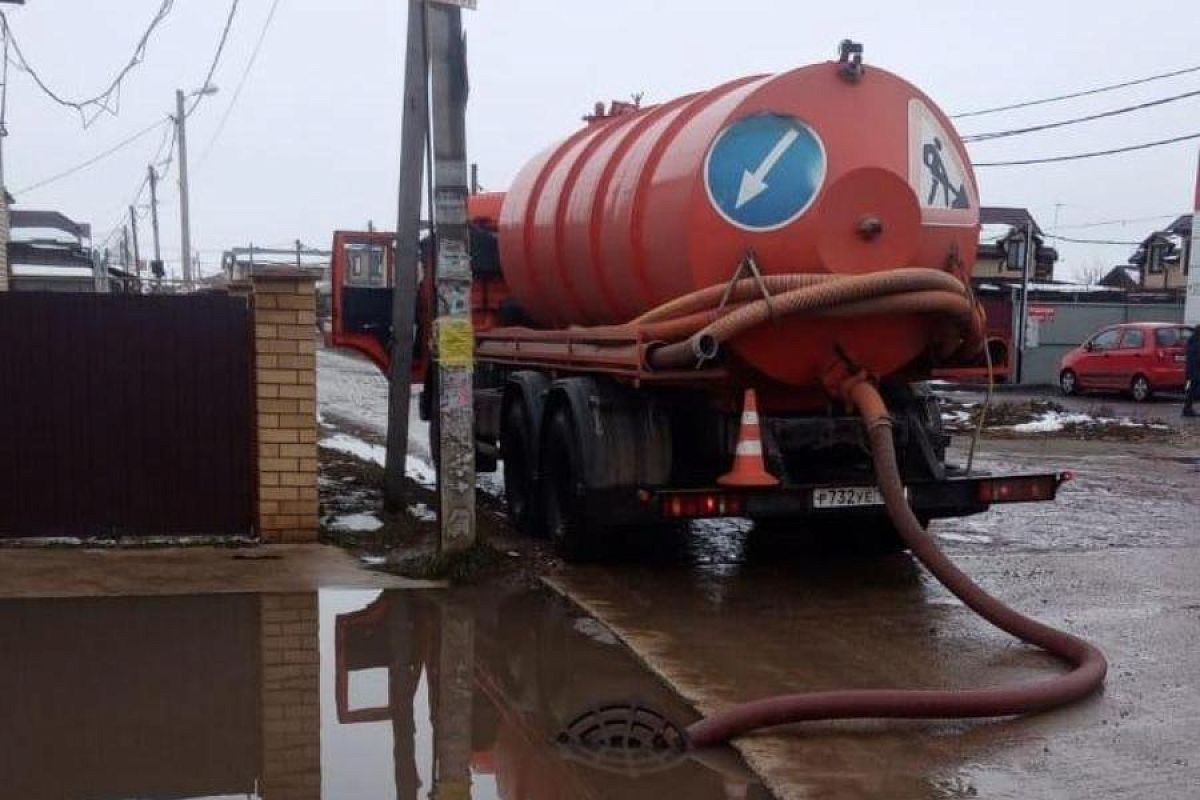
[[704, 114, 826, 231]]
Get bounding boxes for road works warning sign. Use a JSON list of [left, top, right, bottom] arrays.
[[908, 99, 977, 225]]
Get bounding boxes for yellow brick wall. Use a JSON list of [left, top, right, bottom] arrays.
[[260, 593, 321, 800], [252, 275, 318, 543]]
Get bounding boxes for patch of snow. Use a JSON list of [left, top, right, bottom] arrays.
[[321, 433, 385, 465], [360, 554, 388, 566], [405, 456, 436, 487], [1009, 411, 1095, 433], [331, 513, 384, 532], [320, 433, 436, 486], [1006, 411, 1171, 434], [408, 502, 436, 522], [936, 531, 993, 545]]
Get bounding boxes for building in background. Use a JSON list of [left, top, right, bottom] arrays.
[[5, 209, 109, 293], [1128, 215, 1191, 296], [973, 207, 1058, 284]]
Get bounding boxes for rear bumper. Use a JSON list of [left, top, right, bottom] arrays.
[[586, 472, 1069, 525], [1146, 366, 1186, 389]]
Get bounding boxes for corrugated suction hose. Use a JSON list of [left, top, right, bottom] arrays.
[[686, 379, 1107, 748]]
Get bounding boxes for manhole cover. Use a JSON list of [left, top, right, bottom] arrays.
[[556, 703, 688, 775]]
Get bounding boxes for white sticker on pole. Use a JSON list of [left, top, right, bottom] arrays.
[[908, 99, 977, 226]]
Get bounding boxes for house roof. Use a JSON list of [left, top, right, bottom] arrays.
[[9, 209, 91, 241], [979, 206, 1045, 236]]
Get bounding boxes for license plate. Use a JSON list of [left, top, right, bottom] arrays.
[[812, 486, 885, 509]]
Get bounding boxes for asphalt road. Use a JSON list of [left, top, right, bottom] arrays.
[[319, 347, 1200, 800]]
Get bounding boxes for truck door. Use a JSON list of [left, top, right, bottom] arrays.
[[328, 230, 428, 380]]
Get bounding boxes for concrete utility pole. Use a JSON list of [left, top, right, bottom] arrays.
[[427, 0, 476, 553], [128, 205, 141, 278], [147, 164, 163, 281], [1015, 221, 1034, 384], [384, 0, 431, 511], [1186, 149, 1200, 326], [175, 89, 193, 289]]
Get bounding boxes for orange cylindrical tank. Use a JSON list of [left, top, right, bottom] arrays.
[[497, 60, 980, 387]]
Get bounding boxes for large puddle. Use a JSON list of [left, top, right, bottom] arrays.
[[0, 586, 772, 799]]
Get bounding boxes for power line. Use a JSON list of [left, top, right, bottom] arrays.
[[186, 0, 241, 117], [201, 0, 283, 162], [972, 131, 1200, 167], [953, 63, 1200, 119], [963, 88, 1200, 143], [1055, 213, 1183, 230], [13, 117, 170, 195], [0, 1, 177, 127], [1045, 234, 1143, 246]]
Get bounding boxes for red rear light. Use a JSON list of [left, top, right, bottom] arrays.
[[659, 492, 746, 518], [978, 476, 1058, 504]]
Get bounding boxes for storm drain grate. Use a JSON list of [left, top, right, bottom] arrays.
[[557, 703, 688, 775]]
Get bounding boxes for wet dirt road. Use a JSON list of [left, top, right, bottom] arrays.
[[318, 346, 1200, 799], [0, 586, 771, 799]]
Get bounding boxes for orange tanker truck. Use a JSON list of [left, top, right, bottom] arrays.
[[329, 45, 1068, 560]]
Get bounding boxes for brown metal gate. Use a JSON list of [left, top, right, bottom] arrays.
[[0, 292, 254, 539]]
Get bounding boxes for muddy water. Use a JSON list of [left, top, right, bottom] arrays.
[[0, 587, 772, 800]]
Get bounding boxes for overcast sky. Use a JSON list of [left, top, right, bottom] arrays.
[[5, 0, 1198, 281]]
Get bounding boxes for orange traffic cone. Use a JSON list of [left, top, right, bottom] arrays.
[[718, 388, 779, 488]]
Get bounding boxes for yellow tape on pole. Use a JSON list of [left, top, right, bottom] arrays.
[[437, 316, 474, 368]]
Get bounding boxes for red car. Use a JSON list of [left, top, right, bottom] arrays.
[[1059, 322, 1193, 401]]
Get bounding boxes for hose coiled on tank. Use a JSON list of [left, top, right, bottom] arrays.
[[685, 378, 1108, 748], [639, 268, 982, 370]]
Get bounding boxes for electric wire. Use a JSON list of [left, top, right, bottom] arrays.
[[185, 0, 240, 117], [1055, 213, 1182, 230], [1045, 234, 1146, 246], [953, 63, 1200, 119], [0, 1, 177, 127], [200, 0, 283, 162], [972, 131, 1200, 167], [13, 117, 170, 195], [962, 88, 1200, 143]]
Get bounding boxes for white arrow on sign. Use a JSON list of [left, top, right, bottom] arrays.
[[735, 127, 800, 209]]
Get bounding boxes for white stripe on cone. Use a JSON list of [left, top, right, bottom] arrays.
[[735, 439, 762, 456]]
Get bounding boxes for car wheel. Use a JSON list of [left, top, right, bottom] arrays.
[[1059, 369, 1078, 396], [1130, 374, 1152, 402]]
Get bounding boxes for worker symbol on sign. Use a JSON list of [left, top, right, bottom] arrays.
[[704, 114, 827, 231], [923, 137, 969, 209], [908, 98, 975, 217]]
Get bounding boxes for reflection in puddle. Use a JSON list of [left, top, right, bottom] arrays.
[[0, 588, 771, 799]]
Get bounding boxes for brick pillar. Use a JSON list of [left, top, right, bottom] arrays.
[[260, 593, 321, 800], [252, 273, 319, 543]]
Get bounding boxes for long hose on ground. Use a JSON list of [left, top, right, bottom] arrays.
[[685, 379, 1108, 748]]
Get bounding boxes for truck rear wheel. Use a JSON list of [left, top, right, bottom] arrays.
[[501, 398, 542, 537], [539, 407, 597, 562]]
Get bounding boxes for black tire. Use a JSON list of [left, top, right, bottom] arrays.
[[539, 407, 597, 562], [1059, 369, 1079, 396], [501, 399, 543, 537], [1130, 374, 1152, 402]]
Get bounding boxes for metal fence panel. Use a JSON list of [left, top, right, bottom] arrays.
[[1018, 301, 1184, 386], [0, 292, 253, 538]]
